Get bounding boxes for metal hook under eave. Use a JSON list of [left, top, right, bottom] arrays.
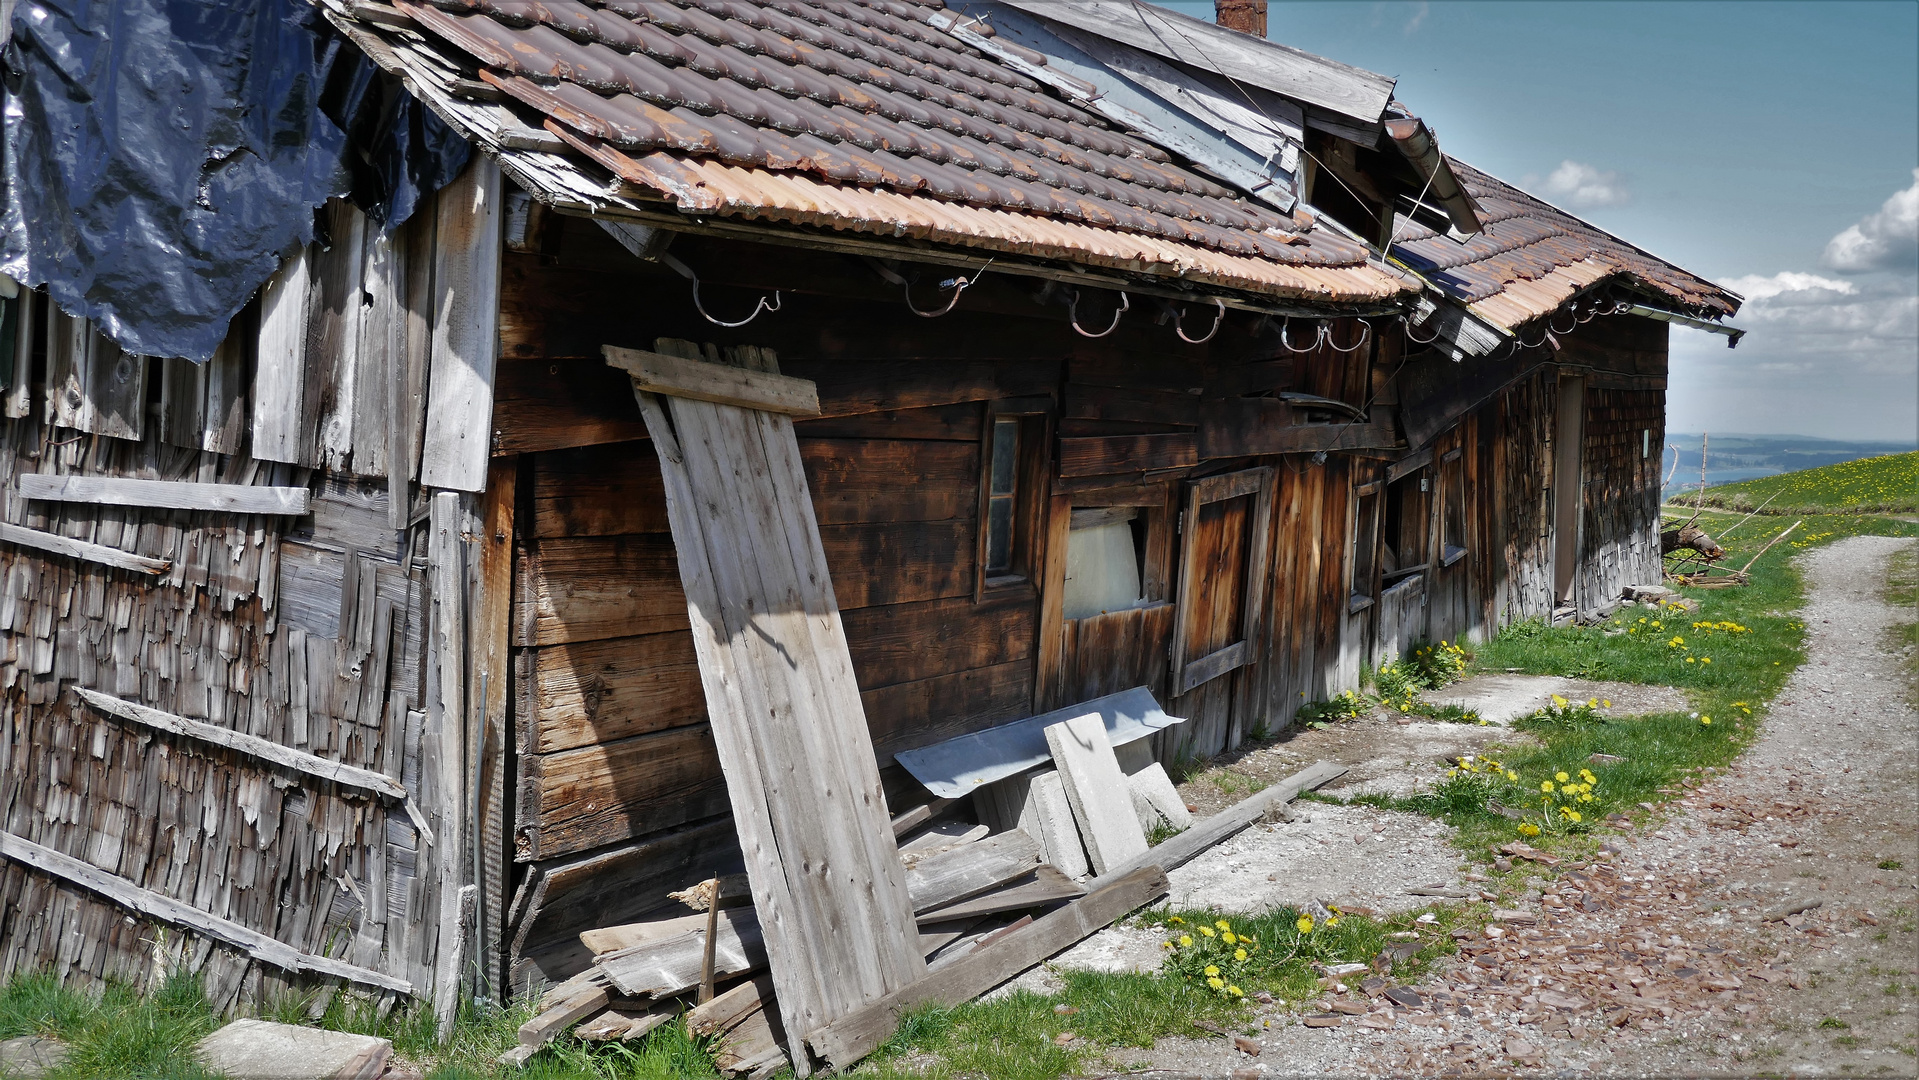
[[1402, 312, 1442, 345], [1278, 316, 1323, 353], [1068, 289, 1130, 338], [1323, 318, 1371, 354], [661, 252, 782, 329], [906, 259, 992, 318], [1175, 298, 1227, 344]]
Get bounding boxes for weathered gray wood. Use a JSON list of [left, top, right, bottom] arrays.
[[0, 521, 170, 575], [1087, 760, 1346, 891], [995, 0, 1393, 122], [1044, 715, 1147, 876], [805, 866, 1170, 1071], [624, 341, 924, 1067], [72, 687, 408, 800], [157, 356, 205, 449], [425, 491, 469, 1034], [201, 333, 248, 455], [902, 829, 1042, 913], [595, 908, 766, 1000], [914, 865, 1086, 924], [0, 830, 412, 993], [974, 770, 1089, 880], [18, 475, 311, 515], [419, 160, 503, 493], [77, 329, 146, 440], [688, 974, 775, 1038], [253, 249, 313, 464], [603, 346, 821, 417], [3, 288, 33, 419], [314, 202, 369, 473]]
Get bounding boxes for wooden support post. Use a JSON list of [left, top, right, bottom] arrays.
[[419, 160, 503, 493], [426, 491, 470, 1037]]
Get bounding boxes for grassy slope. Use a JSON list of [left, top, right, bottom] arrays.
[[1688, 450, 1918, 514]]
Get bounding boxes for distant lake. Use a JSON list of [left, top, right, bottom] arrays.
[[1658, 433, 1915, 498]]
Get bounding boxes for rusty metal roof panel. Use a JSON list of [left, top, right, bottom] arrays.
[[367, 0, 1413, 304], [1392, 159, 1738, 329]]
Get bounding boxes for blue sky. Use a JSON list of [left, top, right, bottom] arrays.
[[1161, 0, 1919, 442]]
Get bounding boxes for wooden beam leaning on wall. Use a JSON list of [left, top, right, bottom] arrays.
[[610, 341, 920, 1076], [0, 521, 170, 575], [17, 474, 311, 515], [603, 347, 822, 417], [0, 830, 412, 994]]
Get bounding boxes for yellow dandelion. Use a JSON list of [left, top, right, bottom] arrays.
[[1208, 976, 1224, 989], [1555, 771, 1570, 782], [1296, 915, 1315, 934], [1234, 948, 1248, 962], [1518, 822, 1541, 837], [1179, 935, 1193, 947], [1199, 926, 1216, 938], [1228, 985, 1244, 997], [1701, 717, 1712, 726], [1216, 920, 1232, 931], [1204, 965, 1220, 977], [1541, 780, 1555, 793], [1221, 931, 1236, 944]]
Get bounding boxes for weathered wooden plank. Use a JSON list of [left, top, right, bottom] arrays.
[[531, 442, 669, 538], [604, 347, 821, 417], [77, 330, 146, 441], [491, 357, 651, 456], [842, 596, 1036, 692], [1044, 714, 1147, 875], [0, 522, 170, 575], [475, 458, 517, 994], [594, 908, 765, 1000], [1057, 433, 1197, 478], [528, 631, 705, 753], [782, 357, 1061, 419], [202, 333, 249, 455], [1062, 384, 1201, 427], [419, 160, 504, 493], [71, 687, 408, 800], [353, 222, 398, 477], [863, 659, 1032, 762], [425, 492, 470, 1033], [510, 819, 742, 951], [0, 830, 412, 993], [157, 356, 205, 449], [820, 520, 973, 611], [800, 439, 977, 526], [1198, 399, 1399, 458], [309, 201, 368, 473], [687, 974, 776, 1038], [3, 288, 35, 419], [628, 343, 923, 1065], [515, 534, 689, 646], [253, 250, 314, 465], [18, 475, 311, 515], [793, 402, 982, 442], [1088, 761, 1346, 890], [901, 830, 1043, 914], [806, 866, 1170, 1071], [519, 725, 727, 861], [914, 865, 1086, 924]]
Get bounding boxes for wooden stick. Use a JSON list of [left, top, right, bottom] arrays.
[[1718, 491, 1782, 538], [72, 687, 409, 800], [0, 521, 171, 575], [1736, 520, 1802, 575], [17, 474, 311, 515], [0, 830, 412, 993], [700, 877, 721, 1005]]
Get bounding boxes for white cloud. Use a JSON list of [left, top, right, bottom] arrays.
[[1402, 1, 1428, 34], [1720, 271, 1853, 301], [1537, 160, 1629, 208], [1822, 168, 1919, 273]]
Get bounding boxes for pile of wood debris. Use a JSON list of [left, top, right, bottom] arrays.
[[504, 752, 1346, 1074]]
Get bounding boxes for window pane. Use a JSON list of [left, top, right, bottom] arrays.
[[990, 418, 1019, 495], [1063, 520, 1144, 620], [986, 495, 1014, 572]]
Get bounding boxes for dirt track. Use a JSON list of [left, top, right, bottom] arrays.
[[1076, 533, 1919, 1077]]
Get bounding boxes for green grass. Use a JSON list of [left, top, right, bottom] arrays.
[[1688, 450, 1918, 514], [0, 969, 720, 1080], [1888, 546, 1918, 694], [853, 905, 1463, 1080]]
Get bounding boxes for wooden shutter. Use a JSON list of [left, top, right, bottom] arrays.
[[1169, 467, 1275, 695]]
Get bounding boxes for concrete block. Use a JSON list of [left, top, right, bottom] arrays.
[[196, 1019, 390, 1080], [0, 1036, 68, 1078]]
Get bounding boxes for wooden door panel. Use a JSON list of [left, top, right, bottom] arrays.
[[1170, 469, 1274, 696]]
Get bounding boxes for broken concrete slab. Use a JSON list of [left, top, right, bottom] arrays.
[[0, 1036, 68, 1078], [196, 1019, 390, 1080]]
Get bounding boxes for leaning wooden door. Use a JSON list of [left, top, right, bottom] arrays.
[[1169, 468, 1275, 758]]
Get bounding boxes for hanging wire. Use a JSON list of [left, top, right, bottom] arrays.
[[1278, 317, 1323, 353], [1322, 317, 1372, 354], [662, 253, 781, 328], [1068, 289, 1130, 338], [1548, 308, 1579, 335], [1174, 298, 1227, 344], [905, 260, 993, 318]]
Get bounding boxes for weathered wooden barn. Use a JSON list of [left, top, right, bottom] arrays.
[[0, 0, 1740, 1034]]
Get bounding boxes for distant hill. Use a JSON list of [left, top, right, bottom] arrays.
[[1661, 434, 1916, 496], [1677, 451, 1918, 514]]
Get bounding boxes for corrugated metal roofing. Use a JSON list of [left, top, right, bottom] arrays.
[[363, 0, 1415, 303], [1391, 160, 1739, 330]]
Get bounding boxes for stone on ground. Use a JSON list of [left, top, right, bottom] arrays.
[[195, 1019, 390, 1080], [0, 1036, 68, 1078]]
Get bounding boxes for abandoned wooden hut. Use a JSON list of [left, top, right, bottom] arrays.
[[0, 0, 1740, 1045]]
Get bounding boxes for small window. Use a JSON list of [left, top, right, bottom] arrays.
[[1440, 449, 1466, 566], [1381, 470, 1430, 581], [1063, 507, 1148, 620], [977, 402, 1048, 596], [1350, 483, 1381, 612]]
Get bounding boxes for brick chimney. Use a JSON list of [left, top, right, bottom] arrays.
[[1215, 0, 1266, 36]]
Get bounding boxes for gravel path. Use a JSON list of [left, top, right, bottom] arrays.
[[1057, 533, 1919, 1078]]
